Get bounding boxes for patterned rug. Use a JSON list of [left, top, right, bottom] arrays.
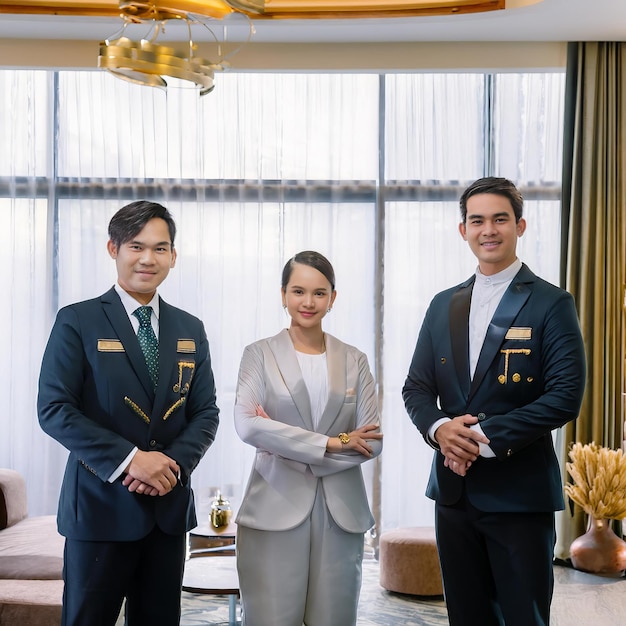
[[178, 556, 448, 625], [116, 558, 626, 625]]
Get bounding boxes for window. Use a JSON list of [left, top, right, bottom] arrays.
[[0, 70, 565, 526]]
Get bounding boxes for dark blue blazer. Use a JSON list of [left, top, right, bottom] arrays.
[[403, 264, 586, 513], [38, 287, 219, 541]]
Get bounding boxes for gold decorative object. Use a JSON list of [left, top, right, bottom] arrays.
[[569, 516, 626, 576], [565, 442, 626, 575], [0, 0, 544, 20], [338, 432, 351, 445], [210, 490, 233, 528], [565, 442, 626, 520], [119, 0, 234, 20], [97, 1, 255, 95]]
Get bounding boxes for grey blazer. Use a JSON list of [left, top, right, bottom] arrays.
[[234, 329, 382, 534]]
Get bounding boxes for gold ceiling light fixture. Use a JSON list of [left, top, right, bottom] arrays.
[[97, 1, 257, 95], [0, 1, 543, 20]]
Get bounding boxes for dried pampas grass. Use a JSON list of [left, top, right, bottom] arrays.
[[565, 442, 626, 520]]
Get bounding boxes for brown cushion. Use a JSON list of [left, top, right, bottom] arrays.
[[0, 516, 63, 580], [379, 526, 443, 596], [0, 470, 28, 530], [0, 579, 63, 626], [0, 557, 63, 581]]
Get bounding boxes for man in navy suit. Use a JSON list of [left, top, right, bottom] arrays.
[[38, 201, 219, 626], [403, 177, 586, 626]]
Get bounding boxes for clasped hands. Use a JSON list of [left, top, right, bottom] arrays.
[[255, 405, 383, 457], [122, 450, 180, 497], [434, 414, 489, 477]]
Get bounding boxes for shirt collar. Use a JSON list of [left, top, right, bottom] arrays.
[[114, 283, 160, 320], [474, 258, 522, 287]]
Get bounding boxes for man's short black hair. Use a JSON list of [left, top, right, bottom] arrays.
[[459, 177, 524, 223], [108, 201, 176, 249]]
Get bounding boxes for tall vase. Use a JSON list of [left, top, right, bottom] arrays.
[[570, 516, 626, 576]]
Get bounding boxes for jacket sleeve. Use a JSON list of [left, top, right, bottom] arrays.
[[37, 306, 136, 481], [310, 350, 382, 478], [402, 299, 449, 446], [234, 343, 329, 466], [234, 343, 382, 476]]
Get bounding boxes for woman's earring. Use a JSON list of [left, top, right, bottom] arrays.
[[327, 307, 332, 313]]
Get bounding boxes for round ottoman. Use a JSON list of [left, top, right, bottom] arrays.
[[379, 527, 443, 596]]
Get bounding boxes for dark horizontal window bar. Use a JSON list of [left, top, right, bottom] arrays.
[[0, 178, 561, 203]]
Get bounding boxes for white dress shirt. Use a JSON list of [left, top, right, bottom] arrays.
[[295, 351, 329, 430], [107, 284, 160, 482], [430, 259, 522, 457]]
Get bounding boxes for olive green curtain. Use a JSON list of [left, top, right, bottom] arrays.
[[555, 42, 626, 559]]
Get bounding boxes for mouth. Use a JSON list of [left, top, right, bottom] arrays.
[[299, 311, 316, 318], [481, 240, 500, 249]]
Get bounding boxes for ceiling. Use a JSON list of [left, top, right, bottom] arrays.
[[0, 0, 624, 43]]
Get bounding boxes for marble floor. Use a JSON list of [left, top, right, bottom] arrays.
[[169, 557, 626, 625]]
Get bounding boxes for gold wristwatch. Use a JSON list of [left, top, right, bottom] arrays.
[[338, 432, 351, 445]]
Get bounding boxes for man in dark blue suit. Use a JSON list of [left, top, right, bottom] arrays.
[[38, 201, 220, 626], [403, 177, 586, 626]]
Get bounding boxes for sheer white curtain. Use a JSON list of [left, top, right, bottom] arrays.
[[44, 71, 379, 517], [382, 73, 564, 529], [0, 71, 67, 512], [0, 68, 563, 531]]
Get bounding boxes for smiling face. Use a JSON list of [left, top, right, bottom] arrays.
[[107, 217, 177, 304], [459, 192, 526, 276], [282, 262, 336, 330]]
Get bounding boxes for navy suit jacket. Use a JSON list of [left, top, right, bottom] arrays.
[[403, 264, 586, 513], [38, 287, 219, 541]]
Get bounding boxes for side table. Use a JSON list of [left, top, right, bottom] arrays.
[[182, 555, 240, 625], [188, 521, 237, 557]]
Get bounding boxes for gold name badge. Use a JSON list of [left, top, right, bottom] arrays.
[[177, 339, 196, 353], [505, 327, 532, 340], [97, 339, 125, 352]]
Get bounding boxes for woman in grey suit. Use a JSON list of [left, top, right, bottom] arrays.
[[234, 251, 383, 626]]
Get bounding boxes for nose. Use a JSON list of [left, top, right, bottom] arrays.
[[139, 249, 156, 264], [303, 294, 314, 307], [482, 219, 497, 235]]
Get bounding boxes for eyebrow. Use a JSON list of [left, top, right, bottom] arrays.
[[128, 240, 172, 247], [467, 212, 511, 220], [290, 284, 328, 292]]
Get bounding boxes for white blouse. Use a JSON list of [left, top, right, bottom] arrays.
[[295, 351, 328, 429]]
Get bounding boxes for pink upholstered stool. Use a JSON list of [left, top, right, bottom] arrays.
[[379, 527, 443, 596]]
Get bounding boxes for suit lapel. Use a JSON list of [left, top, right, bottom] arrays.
[[469, 269, 532, 400], [449, 279, 473, 399], [101, 288, 155, 399], [317, 334, 347, 435], [154, 298, 177, 413], [268, 330, 314, 430]]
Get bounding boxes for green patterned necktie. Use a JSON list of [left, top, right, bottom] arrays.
[[133, 306, 158, 390]]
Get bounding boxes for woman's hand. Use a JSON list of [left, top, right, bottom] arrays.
[[256, 405, 271, 419], [327, 423, 383, 457]]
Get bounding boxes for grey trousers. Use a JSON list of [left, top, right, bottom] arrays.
[[236, 486, 364, 626]]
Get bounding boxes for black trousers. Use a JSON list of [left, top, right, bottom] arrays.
[[62, 526, 186, 626], [435, 490, 555, 626]]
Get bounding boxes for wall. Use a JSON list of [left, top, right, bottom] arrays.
[[0, 39, 566, 71]]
